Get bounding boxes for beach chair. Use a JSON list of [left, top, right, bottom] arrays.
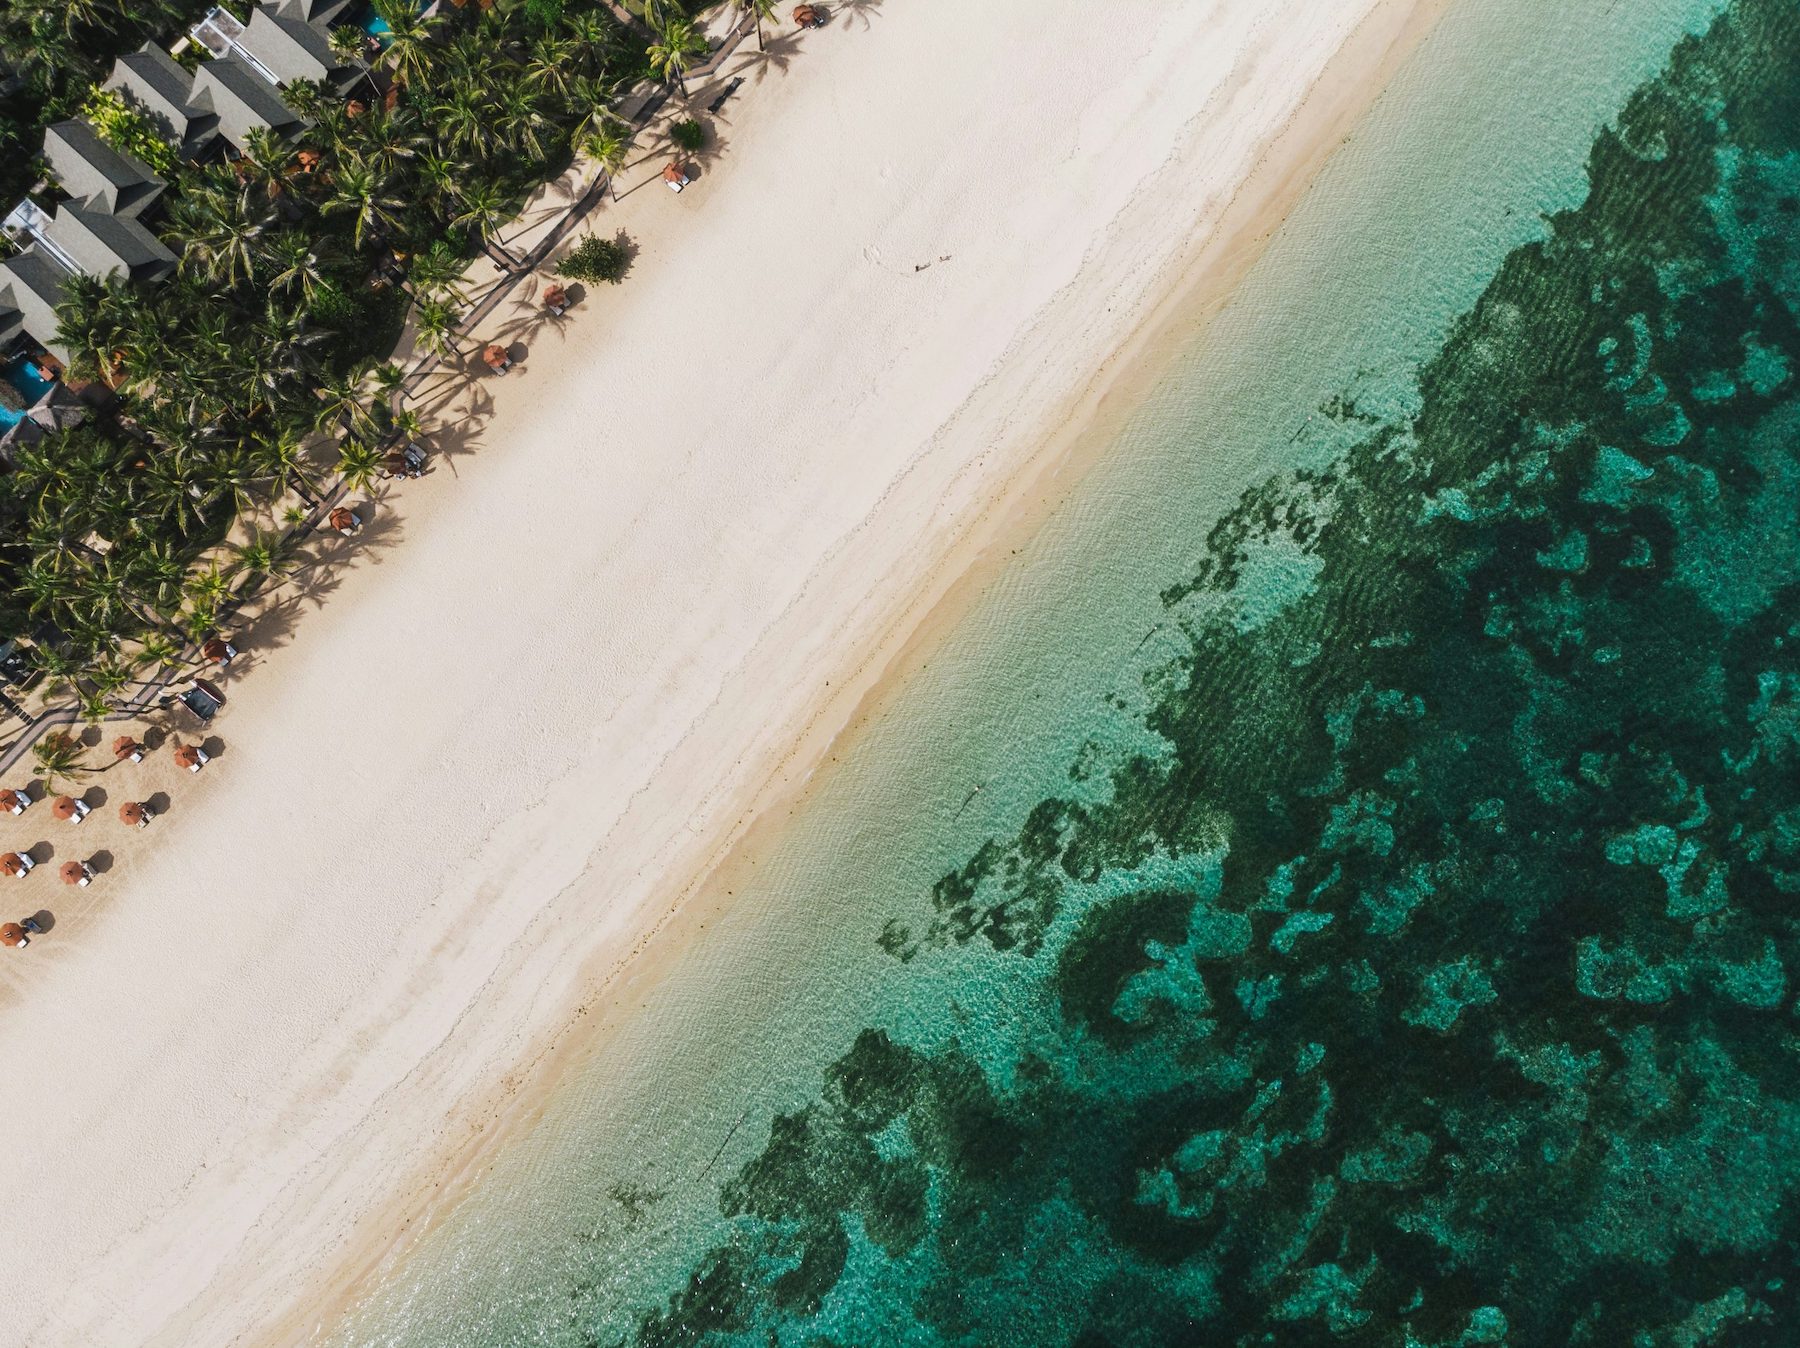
[[663, 162, 691, 193]]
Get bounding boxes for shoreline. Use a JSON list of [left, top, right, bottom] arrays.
[[0, 1, 1453, 1343], [280, 0, 1454, 1338]]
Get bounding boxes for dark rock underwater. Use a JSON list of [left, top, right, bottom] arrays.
[[611, 2, 1800, 1343]]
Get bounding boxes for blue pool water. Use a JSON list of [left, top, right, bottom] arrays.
[[0, 355, 54, 429], [360, 0, 419, 40]]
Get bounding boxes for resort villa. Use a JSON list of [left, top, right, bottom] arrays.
[[0, 0, 357, 412]]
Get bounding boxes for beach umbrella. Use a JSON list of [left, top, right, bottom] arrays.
[[543, 283, 567, 307], [202, 637, 231, 663], [173, 744, 202, 770], [112, 736, 144, 762], [1, 853, 30, 878], [0, 789, 26, 812], [482, 344, 509, 369], [328, 506, 359, 533], [662, 162, 686, 184], [1, 923, 24, 947], [120, 801, 148, 827], [51, 795, 80, 821], [59, 861, 90, 886]]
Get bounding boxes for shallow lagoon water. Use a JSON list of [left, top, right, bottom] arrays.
[[323, 0, 1800, 1341]]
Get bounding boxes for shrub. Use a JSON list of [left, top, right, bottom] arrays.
[[559, 233, 630, 285], [80, 88, 178, 177], [670, 118, 706, 152]]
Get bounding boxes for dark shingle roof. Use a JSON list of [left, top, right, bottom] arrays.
[[104, 43, 220, 159], [0, 251, 75, 362], [41, 206, 178, 283], [188, 56, 304, 151], [237, 7, 341, 85], [42, 120, 165, 218]]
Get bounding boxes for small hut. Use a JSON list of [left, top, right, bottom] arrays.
[[482, 344, 512, 374], [120, 801, 154, 828], [60, 860, 94, 887], [328, 506, 362, 535], [1, 852, 34, 879], [174, 743, 209, 773], [51, 795, 90, 823], [1, 923, 26, 948], [0, 788, 30, 814], [113, 736, 145, 764]]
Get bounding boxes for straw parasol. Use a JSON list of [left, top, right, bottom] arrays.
[[794, 4, 819, 24], [51, 795, 80, 821], [1, 923, 25, 947], [120, 801, 148, 827], [202, 636, 231, 663], [113, 735, 144, 762], [1, 852, 30, 878], [0, 788, 26, 812], [60, 861, 90, 886], [328, 506, 359, 532], [663, 162, 687, 185], [543, 282, 567, 308], [173, 744, 202, 770], [482, 344, 509, 370]]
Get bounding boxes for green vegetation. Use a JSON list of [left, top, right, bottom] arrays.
[[30, 730, 90, 790], [2, 0, 652, 711], [558, 232, 630, 284], [0, 0, 226, 205], [78, 88, 179, 177], [669, 117, 705, 151]]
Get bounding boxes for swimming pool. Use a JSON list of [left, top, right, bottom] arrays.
[[0, 354, 54, 430], [360, 0, 420, 40]]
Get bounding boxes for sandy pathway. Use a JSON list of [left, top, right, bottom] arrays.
[[0, 1, 1441, 1342]]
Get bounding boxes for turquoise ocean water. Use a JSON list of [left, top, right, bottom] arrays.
[[326, 0, 1800, 1341]]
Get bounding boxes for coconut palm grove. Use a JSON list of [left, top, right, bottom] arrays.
[[0, 0, 681, 723]]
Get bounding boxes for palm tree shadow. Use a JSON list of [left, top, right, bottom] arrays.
[[742, 30, 802, 83], [833, 0, 886, 28]]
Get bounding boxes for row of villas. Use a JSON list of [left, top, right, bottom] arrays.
[[0, 0, 367, 439]]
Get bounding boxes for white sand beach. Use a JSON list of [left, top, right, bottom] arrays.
[[0, 0, 1445, 1342]]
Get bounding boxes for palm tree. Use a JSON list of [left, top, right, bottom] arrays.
[[31, 730, 91, 793], [524, 35, 578, 97], [264, 232, 335, 303], [314, 367, 380, 442], [564, 12, 618, 74], [580, 124, 631, 197], [405, 239, 472, 305], [336, 437, 387, 495], [450, 177, 519, 266], [235, 127, 293, 201], [373, 0, 441, 89], [168, 174, 273, 288], [324, 161, 410, 251], [259, 426, 327, 505], [435, 88, 491, 158], [329, 23, 377, 95], [648, 17, 708, 97], [494, 83, 551, 160], [233, 530, 294, 586], [737, 0, 778, 50], [412, 298, 463, 361]]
